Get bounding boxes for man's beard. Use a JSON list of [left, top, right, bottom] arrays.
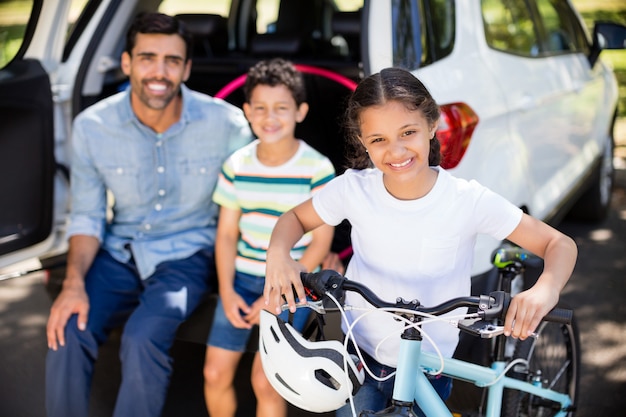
[[138, 79, 178, 110]]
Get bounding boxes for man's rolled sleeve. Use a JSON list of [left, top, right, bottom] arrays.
[[66, 117, 108, 243]]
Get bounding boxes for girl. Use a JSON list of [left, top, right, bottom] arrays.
[[263, 67, 577, 416]]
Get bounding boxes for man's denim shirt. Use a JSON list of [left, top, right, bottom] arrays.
[[66, 84, 253, 279]]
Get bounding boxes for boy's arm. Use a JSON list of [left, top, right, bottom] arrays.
[[215, 206, 252, 328]]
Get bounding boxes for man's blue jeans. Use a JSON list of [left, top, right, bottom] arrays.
[[45, 249, 213, 417]]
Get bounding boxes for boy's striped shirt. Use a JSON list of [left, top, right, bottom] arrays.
[[212, 139, 335, 276]]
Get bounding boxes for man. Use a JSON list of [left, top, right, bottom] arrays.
[[45, 12, 252, 417]]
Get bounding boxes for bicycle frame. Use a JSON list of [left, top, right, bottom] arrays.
[[296, 266, 576, 417], [392, 336, 574, 417]]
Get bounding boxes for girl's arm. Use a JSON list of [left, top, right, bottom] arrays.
[[246, 223, 333, 325], [264, 198, 326, 313], [505, 213, 578, 339], [297, 224, 334, 272]]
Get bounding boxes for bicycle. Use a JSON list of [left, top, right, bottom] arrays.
[[260, 244, 580, 417]]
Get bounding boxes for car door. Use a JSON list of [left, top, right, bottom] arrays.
[[527, 0, 609, 222], [0, 0, 108, 270], [481, 0, 605, 223], [0, 1, 60, 268], [0, 57, 55, 263]]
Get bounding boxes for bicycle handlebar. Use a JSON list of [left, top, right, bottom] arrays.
[[300, 270, 572, 325]]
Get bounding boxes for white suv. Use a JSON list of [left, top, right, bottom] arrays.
[[1, 0, 624, 282]]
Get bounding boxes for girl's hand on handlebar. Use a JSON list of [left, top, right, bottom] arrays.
[[504, 281, 560, 339], [264, 255, 307, 314]]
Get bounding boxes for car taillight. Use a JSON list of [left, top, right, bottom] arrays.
[[437, 102, 479, 169]]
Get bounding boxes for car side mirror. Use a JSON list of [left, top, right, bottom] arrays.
[[589, 21, 626, 67]]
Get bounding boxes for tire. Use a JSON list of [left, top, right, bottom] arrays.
[[501, 312, 580, 417], [567, 126, 615, 222]]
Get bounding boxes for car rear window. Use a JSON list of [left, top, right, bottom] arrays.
[[392, 0, 455, 70]]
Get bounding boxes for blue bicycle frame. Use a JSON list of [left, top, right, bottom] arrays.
[[392, 337, 574, 417]]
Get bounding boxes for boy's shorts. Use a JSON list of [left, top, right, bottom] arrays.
[[207, 271, 311, 352]]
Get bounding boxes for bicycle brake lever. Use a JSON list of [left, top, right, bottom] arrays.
[[280, 299, 327, 315], [458, 319, 503, 338], [458, 319, 538, 339]]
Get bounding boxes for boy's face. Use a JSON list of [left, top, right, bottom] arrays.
[[121, 33, 191, 111], [243, 84, 308, 144]]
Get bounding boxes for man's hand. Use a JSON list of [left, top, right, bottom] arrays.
[[46, 282, 89, 350]]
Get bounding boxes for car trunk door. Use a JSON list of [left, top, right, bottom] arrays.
[[0, 59, 55, 264], [0, 1, 73, 268], [362, 0, 393, 76]]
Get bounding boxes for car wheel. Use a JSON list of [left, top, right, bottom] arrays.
[[567, 126, 615, 222]]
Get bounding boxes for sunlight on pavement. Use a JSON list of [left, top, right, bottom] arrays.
[[0, 272, 45, 311], [0, 272, 48, 339], [588, 228, 613, 242], [584, 321, 626, 383]]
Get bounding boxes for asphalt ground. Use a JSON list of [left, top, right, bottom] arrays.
[[0, 124, 625, 417]]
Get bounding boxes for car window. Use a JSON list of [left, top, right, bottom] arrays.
[[161, 0, 342, 37], [159, 0, 231, 17], [533, 0, 589, 54], [482, 0, 539, 57], [392, 0, 455, 70], [392, 0, 421, 69], [481, 0, 589, 58], [0, 0, 34, 68], [0, 0, 94, 66], [62, 0, 97, 61]]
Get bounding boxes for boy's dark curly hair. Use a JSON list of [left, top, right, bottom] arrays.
[[244, 58, 306, 105]]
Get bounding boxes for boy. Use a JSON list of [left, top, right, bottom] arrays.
[[203, 58, 336, 417]]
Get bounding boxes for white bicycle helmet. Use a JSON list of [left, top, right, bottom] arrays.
[[259, 309, 365, 413]]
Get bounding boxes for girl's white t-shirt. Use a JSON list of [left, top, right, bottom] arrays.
[[312, 167, 523, 366]]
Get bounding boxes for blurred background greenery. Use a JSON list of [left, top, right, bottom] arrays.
[[573, 0, 626, 119]]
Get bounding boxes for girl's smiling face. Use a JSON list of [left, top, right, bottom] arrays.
[[359, 100, 438, 199]]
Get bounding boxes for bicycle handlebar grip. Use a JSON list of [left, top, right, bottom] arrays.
[[300, 269, 345, 298], [300, 271, 316, 290], [543, 307, 573, 325], [300, 269, 346, 300]]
